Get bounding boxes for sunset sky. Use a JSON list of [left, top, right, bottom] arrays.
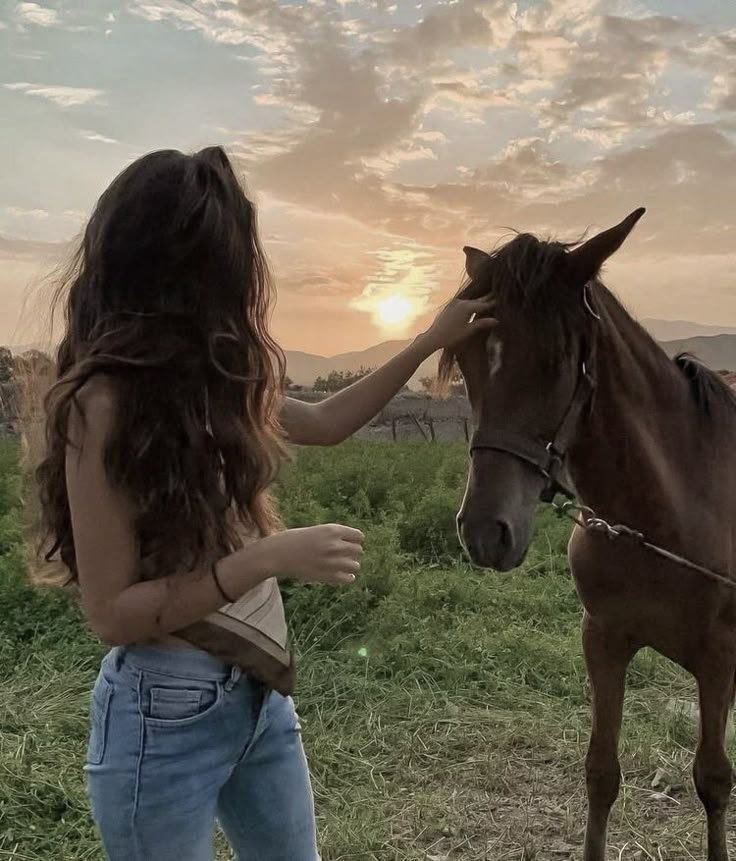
[[2, 0, 736, 355]]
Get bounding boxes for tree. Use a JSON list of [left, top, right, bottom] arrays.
[[419, 376, 435, 392], [0, 347, 13, 384], [313, 366, 375, 393], [283, 375, 305, 392], [15, 349, 53, 377], [419, 368, 465, 396]]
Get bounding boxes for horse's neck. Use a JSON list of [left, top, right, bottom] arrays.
[[568, 291, 700, 520]]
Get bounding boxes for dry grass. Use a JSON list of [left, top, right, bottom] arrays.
[[295, 660, 729, 861]]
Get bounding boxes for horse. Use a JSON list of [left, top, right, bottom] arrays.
[[440, 210, 736, 861]]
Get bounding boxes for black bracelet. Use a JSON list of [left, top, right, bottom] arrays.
[[211, 560, 235, 604]]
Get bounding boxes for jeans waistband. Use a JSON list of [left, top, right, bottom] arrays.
[[109, 644, 243, 687]]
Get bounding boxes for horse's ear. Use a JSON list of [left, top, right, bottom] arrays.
[[565, 208, 645, 286], [463, 246, 491, 284]]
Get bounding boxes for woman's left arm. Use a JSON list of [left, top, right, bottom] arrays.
[[280, 298, 496, 446]]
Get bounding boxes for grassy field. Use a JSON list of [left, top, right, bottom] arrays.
[[0, 437, 732, 860]]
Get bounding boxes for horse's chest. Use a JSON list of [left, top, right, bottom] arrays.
[[569, 530, 689, 628], [568, 528, 736, 667]]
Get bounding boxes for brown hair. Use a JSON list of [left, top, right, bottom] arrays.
[[33, 146, 287, 586]]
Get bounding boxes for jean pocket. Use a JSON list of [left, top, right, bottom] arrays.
[[87, 675, 113, 765], [140, 673, 223, 727]]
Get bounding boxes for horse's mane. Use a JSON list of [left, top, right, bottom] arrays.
[[439, 233, 588, 384], [442, 231, 736, 425], [673, 353, 736, 418]]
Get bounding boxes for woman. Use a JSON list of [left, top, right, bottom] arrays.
[[34, 145, 494, 861]]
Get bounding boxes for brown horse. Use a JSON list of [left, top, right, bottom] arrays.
[[441, 210, 736, 861]]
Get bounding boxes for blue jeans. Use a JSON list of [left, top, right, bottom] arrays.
[[85, 644, 319, 860]]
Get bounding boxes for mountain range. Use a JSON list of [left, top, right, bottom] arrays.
[[9, 319, 736, 387], [657, 335, 736, 370], [640, 319, 736, 341], [285, 319, 736, 387]]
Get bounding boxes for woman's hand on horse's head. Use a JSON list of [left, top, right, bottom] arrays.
[[420, 299, 497, 354]]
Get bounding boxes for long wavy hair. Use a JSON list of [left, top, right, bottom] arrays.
[[33, 146, 287, 587]]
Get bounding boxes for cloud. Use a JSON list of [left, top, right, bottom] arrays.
[[4, 82, 103, 107], [79, 130, 119, 145], [386, 0, 496, 66], [174, 0, 729, 290], [234, 18, 428, 210], [5, 206, 49, 220], [0, 207, 86, 246], [507, 14, 704, 139], [130, 2, 223, 33], [253, 119, 736, 275], [412, 124, 736, 259], [15, 2, 59, 27], [9, 49, 46, 60], [0, 234, 66, 263], [703, 31, 736, 111], [431, 80, 514, 107], [130, 0, 709, 151], [128, 0, 303, 56]]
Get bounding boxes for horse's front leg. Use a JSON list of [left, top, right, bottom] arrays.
[[694, 661, 735, 861], [581, 613, 635, 861]]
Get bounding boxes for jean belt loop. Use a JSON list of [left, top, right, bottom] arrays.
[[113, 645, 127, 672], [224, 665, 241, 691]]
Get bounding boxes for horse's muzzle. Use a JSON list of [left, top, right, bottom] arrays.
[[456, 514, 528, 571]]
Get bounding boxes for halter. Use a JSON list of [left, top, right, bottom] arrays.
[[466, 285, 736, 589], [469, 359, 595, 502], [468, 284, 597, 504]]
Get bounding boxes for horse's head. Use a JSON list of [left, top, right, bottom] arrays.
[[446, 209, 645, 571]]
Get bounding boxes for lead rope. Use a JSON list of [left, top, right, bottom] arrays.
[[552, 499, 736, 590]]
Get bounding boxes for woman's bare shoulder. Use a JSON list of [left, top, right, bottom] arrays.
[[68, 374, 119, 445]]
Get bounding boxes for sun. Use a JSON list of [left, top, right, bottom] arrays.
[[376, 293, 413, 326]]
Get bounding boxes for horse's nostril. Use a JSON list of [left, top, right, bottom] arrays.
[[496, 519, 513, 550]]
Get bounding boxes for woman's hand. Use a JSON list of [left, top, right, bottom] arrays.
[[419, 298, 497, 354], [278, 298, 497, 448], [261, 524, 365, 586]]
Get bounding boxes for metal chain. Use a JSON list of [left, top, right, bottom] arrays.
[[552, 499, 736, 590]]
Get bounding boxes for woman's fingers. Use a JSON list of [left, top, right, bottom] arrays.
[[327, 524, 365, 545], [471, 316, 498, 333], [463, 298, 495, 314]]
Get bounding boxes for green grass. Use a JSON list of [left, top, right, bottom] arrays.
[[0, 438, 729, 859]]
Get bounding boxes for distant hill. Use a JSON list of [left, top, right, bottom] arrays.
[[285, 340, 437, 388], [285, 340, 411, 385], [641, 319, 736, 340], [286, 329, 736, 388], [286, 326, 736, 389], [658, 334, 736, 370], [9, 319, 736, 389]]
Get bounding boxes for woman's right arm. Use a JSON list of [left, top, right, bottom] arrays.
[[66, 380, 363, 646]]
